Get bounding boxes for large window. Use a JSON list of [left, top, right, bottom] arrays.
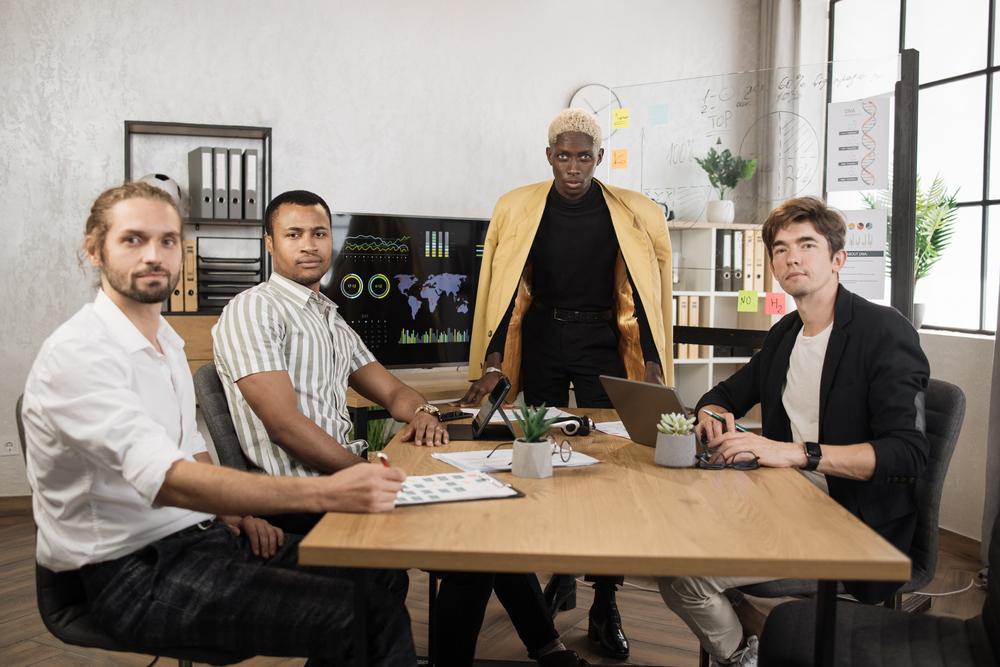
[[833, 0, 998, 333]]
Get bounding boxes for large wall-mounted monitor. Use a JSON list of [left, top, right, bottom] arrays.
[[320, 213, 489, 368]]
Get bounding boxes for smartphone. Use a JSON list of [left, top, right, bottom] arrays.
[[437, 410, 467, 422]]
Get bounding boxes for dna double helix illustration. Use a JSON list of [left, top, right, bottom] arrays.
[[860, 100, 879, 187]]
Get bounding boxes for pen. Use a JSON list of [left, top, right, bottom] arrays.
[[377, 452, 391, 468], [702, 409, 750, 433]]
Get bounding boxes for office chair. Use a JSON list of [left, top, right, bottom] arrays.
[[192, 362, 255, 472], [735, 378, 966, 609], [759, 478, 998, 666], [16, 395, 245, 667]]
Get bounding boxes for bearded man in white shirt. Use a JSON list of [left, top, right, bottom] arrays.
[[21, 182, 416, 666]]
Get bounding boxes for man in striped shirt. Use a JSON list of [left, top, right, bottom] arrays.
[[213, 190, 447, 531]]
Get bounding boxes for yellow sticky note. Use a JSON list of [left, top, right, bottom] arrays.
[[611, 149, 628, 170], [737, 290, 759, 312], [612, 107, 630, 129]]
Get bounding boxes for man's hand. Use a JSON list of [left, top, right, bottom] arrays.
[[709, 431, 806, 468], [399, 411, 449, 447], [220, 515, 285, 558], [318, 463, 407, 513], [643, 361, 664, 385], [458, 372, 501, 406]]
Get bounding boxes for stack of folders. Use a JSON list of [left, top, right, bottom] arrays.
[[194, 237, 264, 313], [712, 228, 767, 359], [672, 294, 702, 360], [188, 147, 262, 221]]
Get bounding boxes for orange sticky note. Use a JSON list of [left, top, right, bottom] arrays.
[[612, 107, 630, 129], [764, 292, 787, 315], [737, 290, 759, 312], [611, 149, 628, 169]]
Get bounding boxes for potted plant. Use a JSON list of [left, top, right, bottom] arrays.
[[654, 412, 697, 468], [364, 418, 394, 460], [862, 175, 958, 328], [512, 404, 558, 478], [694, 147, 757, 224]]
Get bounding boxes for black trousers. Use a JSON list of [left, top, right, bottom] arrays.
[[521, 307, 627, 595], [434, 571, 558, 665], [79, 521, 415, 666], [521, 307, 626, 409]]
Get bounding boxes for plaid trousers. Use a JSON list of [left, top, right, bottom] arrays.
[[79, 521, 416, 666]]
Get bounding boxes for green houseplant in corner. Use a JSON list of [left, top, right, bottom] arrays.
[[862, 175, 958, 328], [654, 412, 697, 468], [694, 146, 758, 224], [512, 404, 558, 478]]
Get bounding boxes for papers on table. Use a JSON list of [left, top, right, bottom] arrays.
[[460, 406, 573, 425], [595, 421, 631, 439], [432, 448, 600, 473], [395, 471, 520, 506]]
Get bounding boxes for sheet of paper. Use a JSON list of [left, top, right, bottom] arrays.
[[432, 449, 600, 473], [826, 94, 891, 192], [460, 406, 572, 425], [839, 208, 888, 300], [395, 471, 518, 506], [594, 421, 631, 439]]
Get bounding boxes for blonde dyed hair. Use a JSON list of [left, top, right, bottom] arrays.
[[84, 181, 181, 260], [548, 108, 602, 147]]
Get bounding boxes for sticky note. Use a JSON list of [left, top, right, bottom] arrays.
[[650, 104, 669, 126], [764, 292, 787, 315], [611, 149, 628, 170], [612, 108, 630, 129], [737, 290, 759, 312]]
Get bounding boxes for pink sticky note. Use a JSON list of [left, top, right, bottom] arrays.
[[764, 292, 787, 315]]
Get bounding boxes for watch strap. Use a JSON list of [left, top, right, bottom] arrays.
[[803, 441, 822, 471], [483, 366, 503, 376], [414, 403, 440, 417]]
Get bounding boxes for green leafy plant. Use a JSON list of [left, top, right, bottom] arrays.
[[514, 404, 558, 442], [656, 412, 696, 436], [861, 175, 959, 286], [364, 418, 394, 453], [694, 147, 758, 200]]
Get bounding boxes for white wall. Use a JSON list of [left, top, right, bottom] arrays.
[[0, 0, 762, 495], [920, 331, 994, 541]]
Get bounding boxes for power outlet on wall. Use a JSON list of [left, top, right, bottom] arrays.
[[1, 441, 17, 457]]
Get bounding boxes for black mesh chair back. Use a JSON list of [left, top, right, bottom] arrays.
[[193, 362, 253, 472]]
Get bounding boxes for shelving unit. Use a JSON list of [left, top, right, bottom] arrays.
[[668, 219, 780, 403], [124, 121, 273, 315]]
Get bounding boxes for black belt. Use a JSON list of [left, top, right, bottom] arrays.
[[533, 300, 614, 323]]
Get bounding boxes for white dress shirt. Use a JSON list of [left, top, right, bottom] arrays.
[[23, 290, 213, 571], [213, 272, 375, 476]]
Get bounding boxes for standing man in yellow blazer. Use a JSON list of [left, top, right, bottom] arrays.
[[460, 108, 674, 660]]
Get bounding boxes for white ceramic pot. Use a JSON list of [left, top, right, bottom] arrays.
[[512, 439, 553, 478], [706, 200, 735, 224], [654, 432, 698, 468], [913, 303, 926, 330]]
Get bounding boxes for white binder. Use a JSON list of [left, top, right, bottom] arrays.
[[212, 148, 228, 219], [242, 149, 261, 220]]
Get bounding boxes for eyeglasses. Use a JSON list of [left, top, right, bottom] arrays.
[[696, 437, 760, 470], [486, 438, 574, 463]]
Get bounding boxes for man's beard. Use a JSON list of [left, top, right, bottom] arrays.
[[104, 264, 179, 304]]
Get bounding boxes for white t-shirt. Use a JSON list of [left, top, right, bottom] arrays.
[[782, 322, 833, 446], [23, 290, 213, 571]]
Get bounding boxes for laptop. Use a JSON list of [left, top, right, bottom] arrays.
[[598, 375, 689, 446]]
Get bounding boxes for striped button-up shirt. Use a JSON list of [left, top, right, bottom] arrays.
[[212, 272, 375, 476]]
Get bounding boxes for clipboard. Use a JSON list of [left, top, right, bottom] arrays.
[[394, 471, 524, 507]]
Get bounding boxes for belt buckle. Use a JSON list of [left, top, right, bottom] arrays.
[[553, 309, 572, 322]]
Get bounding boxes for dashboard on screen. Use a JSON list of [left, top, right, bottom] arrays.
[[320, 213, 489, 368]]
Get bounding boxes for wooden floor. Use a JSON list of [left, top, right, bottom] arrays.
[[0, 497, 986, 666]]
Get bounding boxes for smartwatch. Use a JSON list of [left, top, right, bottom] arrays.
[[803, 441, 822, 471]]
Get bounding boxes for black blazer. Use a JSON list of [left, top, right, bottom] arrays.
[[697, 285, 930, 602]]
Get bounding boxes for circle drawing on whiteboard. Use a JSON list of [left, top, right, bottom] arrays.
[[340, 273, 364, 300], [738, 110, 820, 202], [368, 273, 390, 299]]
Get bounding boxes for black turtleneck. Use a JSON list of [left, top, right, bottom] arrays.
[[486, 182, 658, 363]]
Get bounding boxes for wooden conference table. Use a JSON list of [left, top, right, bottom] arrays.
[[300, 409, 910, 666]]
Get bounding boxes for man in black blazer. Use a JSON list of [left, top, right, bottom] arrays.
[[659, 197, 929, 667]]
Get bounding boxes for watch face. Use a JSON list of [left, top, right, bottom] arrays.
[[568, 84, 623, 145]]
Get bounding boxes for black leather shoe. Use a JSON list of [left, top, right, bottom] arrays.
[[543, 574, 577, 617], [537, 649, 590, 666], [587, 602, 629, 660]]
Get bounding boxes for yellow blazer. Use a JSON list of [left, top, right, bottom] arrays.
[[469, 180, 674, 396]]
